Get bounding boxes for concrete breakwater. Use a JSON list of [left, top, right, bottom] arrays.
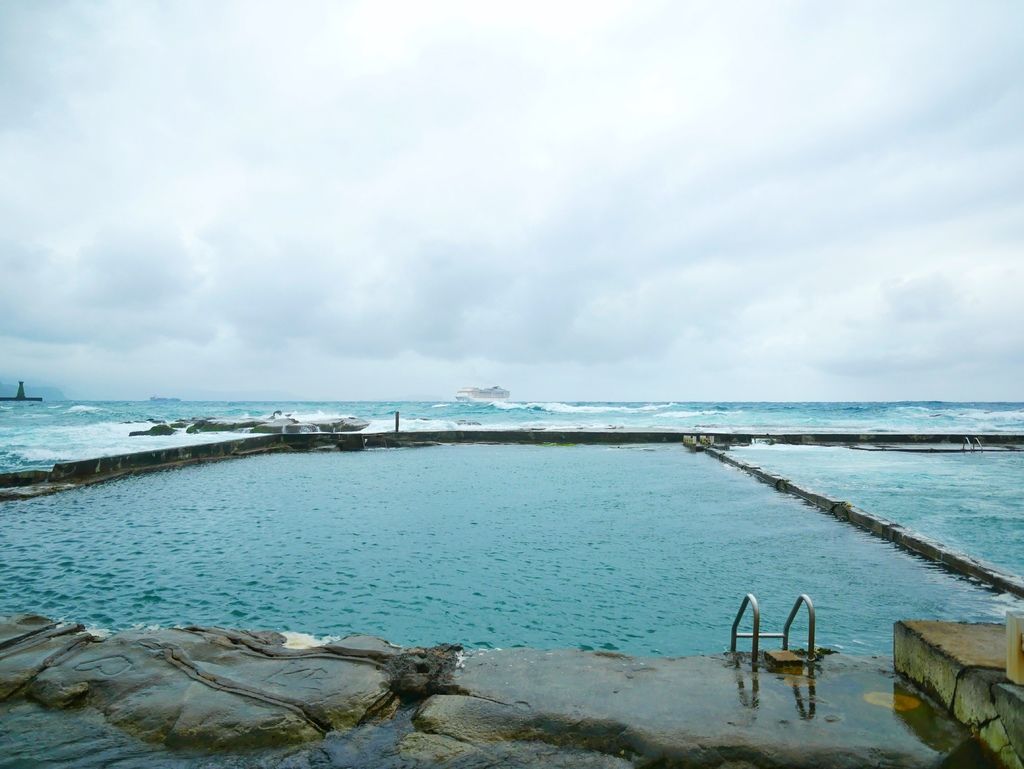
[[0, 613, 987, 768], [0, 434, 338, 499], [700, 445, 1024, 600], [3, 430, 1022, 500]]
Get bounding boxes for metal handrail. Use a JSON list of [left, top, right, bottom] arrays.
[[730, 593, 783, 659], [782, 594, 816, 660], [733, 593, 757, 659]]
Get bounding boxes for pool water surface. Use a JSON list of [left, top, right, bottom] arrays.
[[0, 444, 1017, 656]]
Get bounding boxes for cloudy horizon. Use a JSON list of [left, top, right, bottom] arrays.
[[2, 1, 1022, 402]]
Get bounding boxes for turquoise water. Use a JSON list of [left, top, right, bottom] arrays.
[[2, 400, 1023, 472], [732, 445, 1024, 578], [1, 445, 1017, 656]]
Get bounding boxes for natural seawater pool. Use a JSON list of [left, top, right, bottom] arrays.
[[1, 444, 1017, 656], [731, 445, 1024, 578]]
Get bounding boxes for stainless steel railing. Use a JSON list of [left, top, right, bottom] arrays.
[[731, 593, 816, 663]]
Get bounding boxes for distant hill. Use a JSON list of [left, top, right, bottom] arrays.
[[0, 380, 67, 400]]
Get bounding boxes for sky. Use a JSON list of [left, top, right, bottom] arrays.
[[1, 1, 1022, 401]]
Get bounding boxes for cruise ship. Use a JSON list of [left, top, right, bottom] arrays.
[[455, 386, 510, 402]]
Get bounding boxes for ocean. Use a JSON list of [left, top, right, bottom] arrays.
[[2, 399, 1023, 473]]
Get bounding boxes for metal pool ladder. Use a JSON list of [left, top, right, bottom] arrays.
[[730, 593, 816, 662]]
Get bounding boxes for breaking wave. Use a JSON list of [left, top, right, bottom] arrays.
[[491, 402, 679, 414]]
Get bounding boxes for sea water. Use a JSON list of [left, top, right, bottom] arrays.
[[1, 445, 1018, 656], [2, 399, 1023, 472], [732, 444, 1024, 577]]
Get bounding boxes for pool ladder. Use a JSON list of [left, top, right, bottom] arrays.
[[963, 436, 983, 452], [730, 593, 815, 663]]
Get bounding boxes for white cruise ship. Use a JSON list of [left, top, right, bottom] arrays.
[[455, 385, 510, 402]]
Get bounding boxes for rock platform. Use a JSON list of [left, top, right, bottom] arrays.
[[0, 614, 993, 768]]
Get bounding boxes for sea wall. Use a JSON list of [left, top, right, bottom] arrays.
[[0, 434, 339, 499]]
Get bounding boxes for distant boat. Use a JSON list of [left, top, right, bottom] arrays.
[[149, 396, 181, 402], [455, 386, 510, 402], [0, 380, 43, 402]]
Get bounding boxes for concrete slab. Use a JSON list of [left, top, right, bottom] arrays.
[[902, 621, 1006, 670], [895, 620, 1024, 769], [415, 649, 970, 768], [894, 621, 1005, 710]]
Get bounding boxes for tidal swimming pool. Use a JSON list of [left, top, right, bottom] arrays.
[[0, 444, 1016, 656]]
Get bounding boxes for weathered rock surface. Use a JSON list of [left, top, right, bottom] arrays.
[[0, 615, 988, 768], [1, 615, 453, 752], [415, 649, 971, 769], [186, 418, 265, 434], [395, 730, 633, 768], [0, 613, 55, 647], [126, 414, 373, 437], [0, 699, 294, 768], [317, 418, 370, 433], [28, 627, 392, 747], [252, 417, 370, 434], [0, 616, 92, 700], [129, 423, 177, 437]]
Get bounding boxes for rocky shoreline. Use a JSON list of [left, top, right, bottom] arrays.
[[0, 613, 986, 768], [129, 413, 370, 437]]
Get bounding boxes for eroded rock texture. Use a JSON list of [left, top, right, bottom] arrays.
[[0, 614, 456, 752], [0, 615, 988, 769]]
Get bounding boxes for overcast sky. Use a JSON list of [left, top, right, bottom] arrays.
[[1, 1, 1022, 401]]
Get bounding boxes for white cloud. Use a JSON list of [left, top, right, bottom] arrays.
[[0, 0, 1022, 400]]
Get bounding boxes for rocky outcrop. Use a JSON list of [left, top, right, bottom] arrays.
[[122, 414, 372, 437], [129, 423, 177, 437], [0, 614, 457, 752], [185, 418, 265, 434], [0, 614, 981, 767]]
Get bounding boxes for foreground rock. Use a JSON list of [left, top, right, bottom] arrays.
[[0, 615, 985, 767], [0, 615, 92, 700], [0, 614, 452, 751]]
